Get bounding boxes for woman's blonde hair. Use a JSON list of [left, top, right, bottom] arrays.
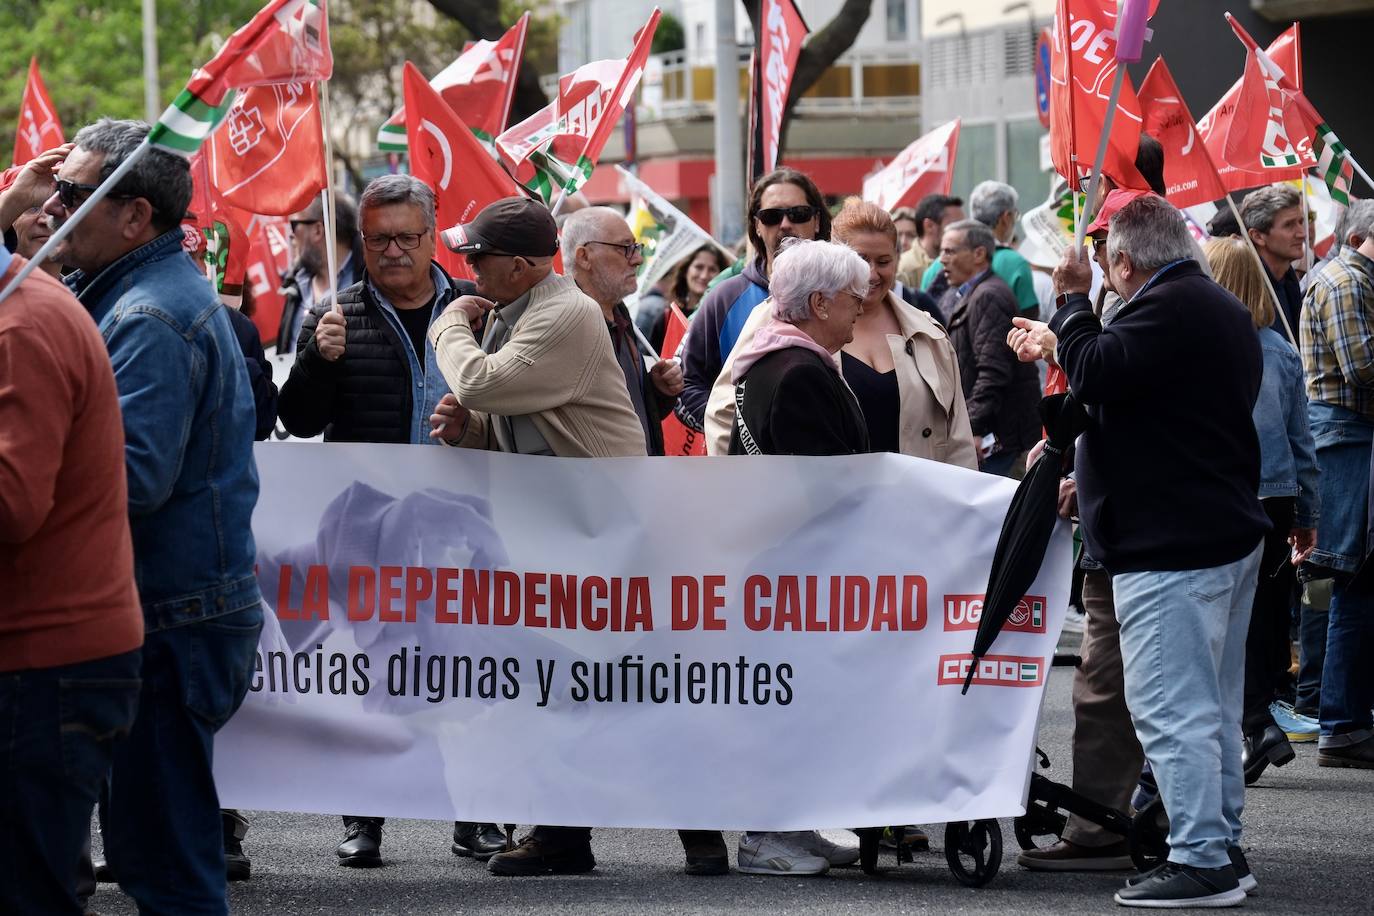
[[1203, 237, 1273, 330]]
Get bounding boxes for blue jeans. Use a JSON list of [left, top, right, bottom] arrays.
[[106, 607, 262, 916], [0, 651, 140, 915], [1112, 543, 1262, 869], [1319, 575, 1374, 744], [1307, 401, 1372, 574]]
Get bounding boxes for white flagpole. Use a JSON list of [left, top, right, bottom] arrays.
[[1075, 64, 1127, 251], [0, 138, 154, 306], [1300, 175, 1313, 273], [318, 80, 341, 312]]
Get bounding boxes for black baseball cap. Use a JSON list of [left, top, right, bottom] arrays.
[[440, 196, 558, 258]]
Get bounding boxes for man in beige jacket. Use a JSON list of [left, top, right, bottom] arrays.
[[427, 197, 646, 459]]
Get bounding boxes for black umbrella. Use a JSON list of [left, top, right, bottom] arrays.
[[962, 392, 1089, 694]]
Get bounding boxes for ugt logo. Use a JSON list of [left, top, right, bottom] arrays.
[[943, 594, 1047, 633]]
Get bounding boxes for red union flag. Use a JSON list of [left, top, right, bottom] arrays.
[[1220, 43, 1316, 178], [13, 57, 64, 166], [404, 62, 523, 281], [1137, 59, 1226, 210], [659, 304, 707, 457], [1049, 0, 1158, 190], [245, 217, 292, 344], [748, 0, 808, 185], [377, 13, 528, 153], [208, 81, 325, 216], [1198, 26, 1304, 192], [862, 120, 960, 213]]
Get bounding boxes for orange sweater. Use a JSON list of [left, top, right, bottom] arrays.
[[0, 256, 143, 671]]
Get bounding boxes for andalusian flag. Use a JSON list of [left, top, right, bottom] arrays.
[[148, 0, 333, 156], [1314, 124, 1353, 207]]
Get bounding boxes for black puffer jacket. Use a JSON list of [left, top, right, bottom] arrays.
[[277, 267, 473, 443]]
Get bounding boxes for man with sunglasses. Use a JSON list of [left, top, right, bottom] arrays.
[[677, 167, 830, 431], [40, 117, 262, 916], [277, 192, 362, 354]]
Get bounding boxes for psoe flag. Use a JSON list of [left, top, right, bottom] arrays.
[[13, 57, 64, 167], [862, 120, 960, 213]]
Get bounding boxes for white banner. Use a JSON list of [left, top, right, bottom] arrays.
[[217, 445, 1071, 830]]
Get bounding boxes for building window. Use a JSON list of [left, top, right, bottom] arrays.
[[887, 0, 908, 42]]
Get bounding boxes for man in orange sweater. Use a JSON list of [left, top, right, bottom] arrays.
[[0, 242, 144, 914]]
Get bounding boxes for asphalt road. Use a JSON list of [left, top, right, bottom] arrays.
[[88, 634, 1374, 915]]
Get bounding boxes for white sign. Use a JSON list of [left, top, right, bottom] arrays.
[[216, 445, 1071, 829]]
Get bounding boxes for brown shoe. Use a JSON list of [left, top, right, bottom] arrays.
[[1016, 838, 1134, 871], [488, 834, 595, 876]]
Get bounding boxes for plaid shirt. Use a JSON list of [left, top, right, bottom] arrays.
[[1301, 247, 1374, 418]]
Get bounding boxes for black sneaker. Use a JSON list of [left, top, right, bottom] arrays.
[[1227, 846, 1257, 894], [488, 834, 595, 876], [1113, 861, 1244, 908]]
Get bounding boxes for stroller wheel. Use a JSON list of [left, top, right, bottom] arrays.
[[1128, 798, 1169, 873], [944, 819, 1003, 887]]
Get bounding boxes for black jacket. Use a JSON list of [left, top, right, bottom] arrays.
[[729, 347, 870, 456], [941, 272, 1041, 453], [277, 267, 474, 443], [223, 305, 278, 441], [1049, 259, 1270, 573]]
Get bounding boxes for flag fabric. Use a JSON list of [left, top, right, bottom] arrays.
[[747, 0, 809, 186], [1314, 124, 1354, 208], [1136, 59, 1226, 210], [13, 58, 64, 166], [149, 0, 332, 156], [403, 61, 524, 281], [616, 164, 730, 297], [495, 10, 659, 205], [186, 150, 253, 297], [1221, 46, 1316, 175], [244, 216, 293, 343], [1197, 25, 1304, 192], [377, 14, 528, 153], [659, 304, 707, 457], [208, 81, 326, 216], [861, 120, 960, 213], [1048, 0, 1157, 190]]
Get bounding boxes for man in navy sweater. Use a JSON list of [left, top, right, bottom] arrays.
[[1046, 195, 1270, 909]]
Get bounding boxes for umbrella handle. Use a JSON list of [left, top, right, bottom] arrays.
[[960, 661, 977, 695]]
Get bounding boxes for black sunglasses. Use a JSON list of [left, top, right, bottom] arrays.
[[55, 178, 134, 211], [755, 205, 818, 227], [289, 218, 321, 233]]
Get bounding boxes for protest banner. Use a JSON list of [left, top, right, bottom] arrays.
[[216, 445, 1070, 829], [617, 164, 731, 298], [746, 0, 808, 187]]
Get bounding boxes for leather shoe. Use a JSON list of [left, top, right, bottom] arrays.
[[452, 821, 508, 860], [488, 834, 595, 876], [1318, 734, 1374, 769], [336, 819, 384, 867], [1017, 838, 1134, 871], [1243, 724, 1295, 785], [223, 809, 251, 881]]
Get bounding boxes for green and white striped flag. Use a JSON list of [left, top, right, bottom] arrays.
[[1314, 123, 1353, 207]]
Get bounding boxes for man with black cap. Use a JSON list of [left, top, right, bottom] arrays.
[[428, 196, 646, 460]]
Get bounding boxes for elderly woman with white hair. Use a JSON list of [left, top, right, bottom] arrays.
[[728, 238, 871, 456]]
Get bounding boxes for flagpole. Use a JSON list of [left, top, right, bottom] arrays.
[[1227, 193, 1298, 346], [318, 80, 341, 313], [0, 138, 153, 306], [1076, 64, 1127, 251], [1300, 175, 1313, 273]]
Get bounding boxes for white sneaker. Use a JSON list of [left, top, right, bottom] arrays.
[[790, 830, 861, 866], [736, 832, 830, 876]]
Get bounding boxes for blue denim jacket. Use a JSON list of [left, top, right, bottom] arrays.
[[1253, 326, 1321, 527], [367, 263, 457, 444], [68, 230, 261, 632]]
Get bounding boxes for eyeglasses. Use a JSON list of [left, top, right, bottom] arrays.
[[586, 239, 644, 260], [54, 178, 133, 211], [1091, 237, 1108, 253], [289, 218, 321, 233], [362, 229, 430, 252], [755, 206, 819, 227]]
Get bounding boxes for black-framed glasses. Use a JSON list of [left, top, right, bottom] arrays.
[[54, 178, 133, 211], [586, 239, 644, 260], [362, 228, 430, 252], [289, 218, 321, 233], [756, 205, 818, 227]]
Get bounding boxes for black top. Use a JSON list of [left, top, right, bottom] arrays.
[[393, 300, 435, 363], [841, 352, 900, 454], [729, 347, 870, 456], [222, 305, 279, 441], [1048, 259, 1270, 573]]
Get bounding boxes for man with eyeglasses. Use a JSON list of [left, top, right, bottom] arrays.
[[677, 167, 830, 431], [39, 117, 262, 916], [277, 192, 362, 354], [562, 206, 684, 456]]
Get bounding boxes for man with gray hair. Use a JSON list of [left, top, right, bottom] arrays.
[[40, 117, 262, 915], [937, 218, 1040, 476], [1047, 194, 1269, 908], [922, 180, 1037, 316], [1241, 183, 1305, 333]]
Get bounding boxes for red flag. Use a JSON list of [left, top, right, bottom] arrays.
[[1137, 59, 1226, 210], [186, 151, 252, 296], [13, 58, 64, 166], [403, 61, 524, 282], [862, 120, 960, 212], [244, 217, 292, 343], [748, 0, 809, 185], [377, 13, 528, 152], [1197, 26, 1304, 192], [1219, 34, 1316, 179], [1049, 0, 1157, 190], [659, 304, 706, 457], [207, 81, 326, 216]]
